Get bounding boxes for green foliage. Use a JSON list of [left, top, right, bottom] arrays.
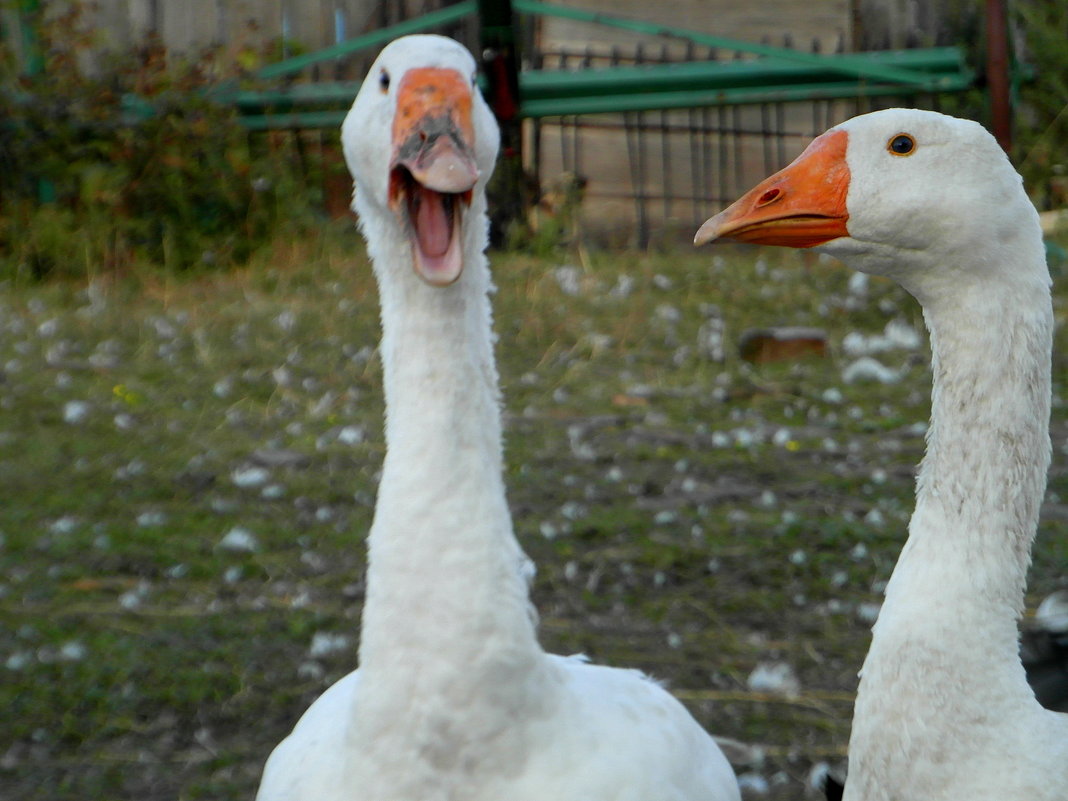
[[1015, 0, 1068, 208], [882, 0, 1067, 209], [504, 171, 587, 257], [0, 2, 320, 279]]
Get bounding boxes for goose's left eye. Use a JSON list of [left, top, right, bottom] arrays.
[[471, 72, 478, 87], [888, 133, 916, 156], [379, 70, 391, 93]]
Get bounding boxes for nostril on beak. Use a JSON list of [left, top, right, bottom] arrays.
[[757, 188, 781, 206]]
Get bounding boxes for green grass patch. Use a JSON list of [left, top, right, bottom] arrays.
[[0, 236, 1065, 799]]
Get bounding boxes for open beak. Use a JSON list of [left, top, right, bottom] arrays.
[[694, 128, 851, 249], [389, 67, 480, 286]]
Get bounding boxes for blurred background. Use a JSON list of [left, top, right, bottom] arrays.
[[1, 2, 1066, 799], [2, 0, 1066, 267]]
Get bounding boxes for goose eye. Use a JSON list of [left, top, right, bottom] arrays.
[[379, 70, 390, 93], [888, 133, 915, 156]]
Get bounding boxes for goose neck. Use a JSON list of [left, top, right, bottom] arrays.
[[873, 275, 1052, 672], [357, 212, 541, 681]]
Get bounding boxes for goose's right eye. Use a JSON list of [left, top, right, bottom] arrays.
[[379, 70, 391, 93], [887, 133, 916, 156]]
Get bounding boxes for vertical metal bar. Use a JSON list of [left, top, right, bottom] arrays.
[[760, 102, 772, 174], [731, 105, 742, 198], [830, 34, 845, 131], [985, 0, 1012, 152], [634, 43, 649, 248], [332, 3, 346, 79], [620, 47, 637, 245], [334, 5, 346, 43], [576, 45, 593, 180], [692, 109, 704, 224], [686, 40, 700, 224], [531, 43, 543, 203], [559, 51, 572, 173], [479, 0, 522, 141], [804, 38, 817, 155], [659, 43, 672, 223], [775, 102, 785, 169], [774, 39, 796, 167], [620, 45, 646, 249], [700, 46, 714, 223], [717, 105, 727, 210], [479, 0, 524, 241], [731, 50, 743, 197], [759, 36, 774, 175]]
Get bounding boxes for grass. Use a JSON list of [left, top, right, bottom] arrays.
[[1, 225, 1067, 799]]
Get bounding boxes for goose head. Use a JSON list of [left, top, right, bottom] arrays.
[[342, 35, 499, 286], [695, 108, 1045, 302]]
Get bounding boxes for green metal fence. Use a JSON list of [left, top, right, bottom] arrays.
[[192, 1, 974, 130], [3, 0, 982, 244]]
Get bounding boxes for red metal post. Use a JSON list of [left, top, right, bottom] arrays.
[[477, 0, 526, 244], [985, 0, 1012, 153]]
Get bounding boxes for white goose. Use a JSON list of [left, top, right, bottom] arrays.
[[256, 35, 740, 801], [696, 107, 1068, 800]]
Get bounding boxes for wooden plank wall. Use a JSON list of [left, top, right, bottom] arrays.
[[26, 1, 452, 66], [537, 0, 855, 56], [9, 0, 959, 61], [108, 0, 376, 54]]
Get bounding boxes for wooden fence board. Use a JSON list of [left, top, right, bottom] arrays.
[[123, 0, 379, 53]]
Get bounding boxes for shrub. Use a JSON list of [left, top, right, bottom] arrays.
[[1014, 0, 1068, 210], [0, 2, 321, 279]]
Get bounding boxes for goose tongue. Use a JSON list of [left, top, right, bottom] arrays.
[[409, 184, 461, 285], [413, 185, 450, 258], [395, 137, 474, 284]]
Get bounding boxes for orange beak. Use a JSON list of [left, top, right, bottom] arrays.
[[694, 128, 851, 249], [389, 67, 480, 286]]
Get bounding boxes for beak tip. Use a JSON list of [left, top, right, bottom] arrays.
[[693, 217, 722, 247]]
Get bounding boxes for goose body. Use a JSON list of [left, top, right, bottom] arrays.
[[697, 108, 1068, 800], [256, 35, 739, 801], [1023, 590, 1068, 713]]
